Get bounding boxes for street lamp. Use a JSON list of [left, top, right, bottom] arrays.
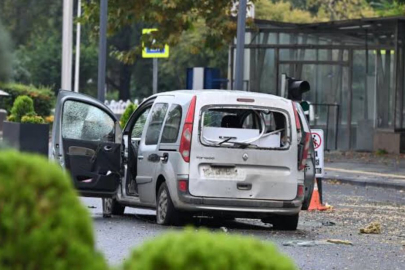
[[234, 0, 247, 91], [97, 0, 108, 102]]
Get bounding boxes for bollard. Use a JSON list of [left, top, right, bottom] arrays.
[[0, 109, 7, 133]]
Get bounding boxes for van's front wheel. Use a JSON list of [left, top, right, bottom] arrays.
[[102, 198, 125, 218], [156, 183, 181, 225]]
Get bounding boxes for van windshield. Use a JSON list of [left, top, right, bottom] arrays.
[[200, 107, 290, 149]]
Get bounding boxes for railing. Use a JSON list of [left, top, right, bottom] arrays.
[[104, 99, 140, 115]]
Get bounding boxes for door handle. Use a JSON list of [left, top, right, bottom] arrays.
[[160, 153, 169, 163], [104, 145, 113, 152]]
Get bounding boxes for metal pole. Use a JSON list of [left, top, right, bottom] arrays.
[[74, 0, 81, 93], [97, 0, 108, 102], [234, 0, 247, 90], [153, 58, 158, 94], [62, 0, 73, 90]]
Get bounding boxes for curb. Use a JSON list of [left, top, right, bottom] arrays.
[[323, 176, 405, 191]]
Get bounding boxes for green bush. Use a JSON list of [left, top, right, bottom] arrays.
[[0, 83, 55, 117], [21, 114, 45, 124], [122, 229, 297, 270], [10, 95, 35, 122], [120, 103, 137, 128], [0, 151, 107, 270]]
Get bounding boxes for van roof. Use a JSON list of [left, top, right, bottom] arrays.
[[153, 89, 289, 102]]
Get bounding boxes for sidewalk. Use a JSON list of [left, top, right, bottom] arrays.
[[323, 151, 405, 190]]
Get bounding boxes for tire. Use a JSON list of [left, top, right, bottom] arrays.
[[270, 214, 299, 231], [102, 198, 125, 218], [302, 144, 316, 210], [156, 182, 181, 225]]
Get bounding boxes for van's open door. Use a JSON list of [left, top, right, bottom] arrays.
[[52, 91, 122, 197]]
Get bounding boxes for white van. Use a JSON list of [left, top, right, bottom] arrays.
[[52, 90, 314, 230]]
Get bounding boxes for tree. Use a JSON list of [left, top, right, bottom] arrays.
[[255, 1, 314, 22], [82, 0, 240, 64], [308, 0, 376, 20], [0, 19, 13, 82]]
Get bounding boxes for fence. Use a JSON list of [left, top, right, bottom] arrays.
[[310, 103, 340, 151], [105, 99, 140, 115]]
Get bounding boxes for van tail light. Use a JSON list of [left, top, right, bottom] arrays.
[[178, 180, 188, 193], [299, 133, 311, 171], [179, 96, 197, 163], [297, 184, 304, 199], [292, 102, 302, 140]]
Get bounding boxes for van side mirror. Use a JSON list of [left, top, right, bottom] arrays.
[[287, 80, 310, 101]]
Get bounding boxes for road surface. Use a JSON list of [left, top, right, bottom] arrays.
[[83, 182, 405, 269]]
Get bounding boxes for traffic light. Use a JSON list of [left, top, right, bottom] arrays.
[[287, 79, 310, 101]]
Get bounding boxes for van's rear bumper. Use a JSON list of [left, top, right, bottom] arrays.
[[175, 193, 302, 214]]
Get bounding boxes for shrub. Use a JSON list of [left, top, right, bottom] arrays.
[[0, 151, 107, 270], [0, 83, 55, 117], [120, 103, 137, 128], [10, 95, 35, 122], [122, 229, 297, 270], [21, 114, 45, 124]]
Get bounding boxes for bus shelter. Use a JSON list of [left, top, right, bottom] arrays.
[[229, 16, 405, 152]]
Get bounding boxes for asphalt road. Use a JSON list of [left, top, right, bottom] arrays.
[[83, 182, 405, 269]]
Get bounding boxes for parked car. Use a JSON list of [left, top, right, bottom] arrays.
[[51, 90, 314, 230]]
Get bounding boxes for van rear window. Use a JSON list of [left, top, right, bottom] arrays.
[[200, 107, 290, 149]]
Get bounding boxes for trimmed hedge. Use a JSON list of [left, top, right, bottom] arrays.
[[0, 151, 107, 270], [10, 95, 35, 122], [0, 83, 55, 117], [122, 229, 297, 270]]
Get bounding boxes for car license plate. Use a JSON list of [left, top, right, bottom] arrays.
[[202, 167, 243, 179]]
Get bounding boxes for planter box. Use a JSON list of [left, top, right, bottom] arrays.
[[3, 121, 49, 156]]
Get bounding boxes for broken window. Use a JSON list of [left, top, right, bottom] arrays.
[[200, 107, 289, 149]]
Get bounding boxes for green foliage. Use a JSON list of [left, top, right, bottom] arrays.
[[120, 103, 137, 128], [372, 0, 405, 16], [82, 0, 239, 64], [376, 148, 388, 156], [21, 114, 45, 124], [0, 19, 13, 82], [122, 229, 297, 270], [308, 0, 375, 20], [0, 151, 107, 270], [10, 95, 35, 122], [255, 0, 314, 22], [0, 83, 55, 117]]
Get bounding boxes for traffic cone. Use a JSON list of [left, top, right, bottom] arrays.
[[308, 178, 328, 211]]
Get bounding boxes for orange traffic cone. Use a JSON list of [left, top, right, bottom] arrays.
[[308, 179, 327, 211]]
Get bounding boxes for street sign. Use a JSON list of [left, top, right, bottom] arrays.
[[311, 129, 324, 178], [142, 29, 169, 58]]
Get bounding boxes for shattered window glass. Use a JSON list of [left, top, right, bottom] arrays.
[[62, 100, 115, 142]]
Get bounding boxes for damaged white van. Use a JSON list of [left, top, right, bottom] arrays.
[[52, 90, 314, 230]]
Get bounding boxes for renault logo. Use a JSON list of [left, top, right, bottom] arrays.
[[242, 153, 249, 161]]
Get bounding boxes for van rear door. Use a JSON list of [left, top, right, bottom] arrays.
[[188, 94, 301, 201]]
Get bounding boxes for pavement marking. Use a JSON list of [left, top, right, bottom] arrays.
[[325, 167, 405, 179]]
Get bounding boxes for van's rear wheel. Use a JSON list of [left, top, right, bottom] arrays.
[[156, 182, 181, 225], [263, 214, 299, 231], [102, 198, 125, 218]]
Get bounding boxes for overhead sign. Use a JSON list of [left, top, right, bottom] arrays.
[[311, 129, 324, 178], [142, 29, 169, 58]]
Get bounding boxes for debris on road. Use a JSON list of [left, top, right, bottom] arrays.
[[322, 221, 336, 226], [220, 227, 228, 233], [324, 203, 334, 211], [283, 240, 331, 247], [360, 222, 381, 234], [326, 239, 353, 245]]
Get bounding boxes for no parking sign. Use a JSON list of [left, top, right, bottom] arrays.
[[311, 129, 324, 178]]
